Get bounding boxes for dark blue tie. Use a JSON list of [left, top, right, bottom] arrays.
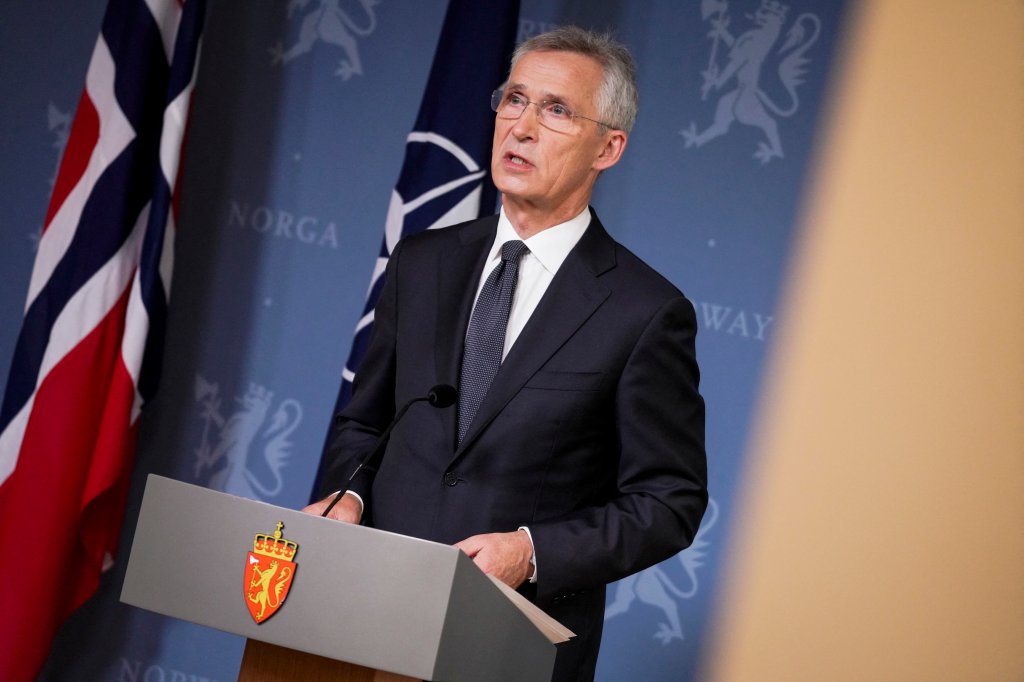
[[457, 240, 529, 444]]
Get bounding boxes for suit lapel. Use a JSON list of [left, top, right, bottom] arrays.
[[453, 214, 617, 457], [434, 216, 497, 450]]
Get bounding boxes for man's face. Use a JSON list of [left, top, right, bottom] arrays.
[[491, 50, 626, 223]]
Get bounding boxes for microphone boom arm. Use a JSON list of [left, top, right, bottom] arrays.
[[320, 384, 456, 518]]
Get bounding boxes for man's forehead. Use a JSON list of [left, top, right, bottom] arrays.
[[506, 51, 601, 102]]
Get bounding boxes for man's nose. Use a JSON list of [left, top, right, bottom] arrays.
[[511, 102, 540, 137]]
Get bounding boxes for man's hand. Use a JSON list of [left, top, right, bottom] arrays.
[[301, 492, 362, 524], [454, 530, 533, 589]]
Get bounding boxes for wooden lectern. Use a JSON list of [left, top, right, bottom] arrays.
[[121, 475, 566, 681]]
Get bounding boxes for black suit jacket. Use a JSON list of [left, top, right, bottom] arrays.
[[322, 211, 707, 680]]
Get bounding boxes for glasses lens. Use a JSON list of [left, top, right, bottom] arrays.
[[490, 90, 575, 132], [539, 103, 573, 132], [493, 90, 526, 119]]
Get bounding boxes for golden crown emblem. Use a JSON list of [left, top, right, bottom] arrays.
[[253, 521, 298, 561]]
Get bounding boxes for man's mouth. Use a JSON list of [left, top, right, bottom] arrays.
[[505, 152, 531, 167]]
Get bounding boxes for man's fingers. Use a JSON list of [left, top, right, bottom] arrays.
[[300, 500, 328, 515], [454, 535, 484, 557], [453, 532, 531, 588], [299, 494, 361, 524]]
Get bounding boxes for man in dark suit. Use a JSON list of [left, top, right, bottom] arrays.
[[305, 26, 707, 682]]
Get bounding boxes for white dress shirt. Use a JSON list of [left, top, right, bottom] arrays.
[[471, 205, 591, 358]]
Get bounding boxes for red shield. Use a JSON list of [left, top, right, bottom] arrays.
[[244, 551, 297, 623]]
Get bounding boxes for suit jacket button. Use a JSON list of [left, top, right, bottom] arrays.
[[443, 472, 459, 487]]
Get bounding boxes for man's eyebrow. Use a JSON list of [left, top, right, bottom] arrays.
[[505, 82, 571, 105]]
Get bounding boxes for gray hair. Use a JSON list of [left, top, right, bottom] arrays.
[[510, 26, 639, 133]]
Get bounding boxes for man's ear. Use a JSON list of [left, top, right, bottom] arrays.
[[593, 130, 628, 172]]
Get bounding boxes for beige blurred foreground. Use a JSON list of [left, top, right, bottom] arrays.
[[704, 2, 1024, 680]]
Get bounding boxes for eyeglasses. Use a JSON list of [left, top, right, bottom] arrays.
[[490, 88, 613, 132]]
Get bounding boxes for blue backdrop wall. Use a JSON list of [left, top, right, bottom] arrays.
[[0, 1, 849, 680]]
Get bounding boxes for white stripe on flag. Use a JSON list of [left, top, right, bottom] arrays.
[[159, 207, 176, 300], [144, 0, 184, 64], [365, 256, 388, 298], [0, 402, 30, 485], [159, 75, 194, 193], [121, 203, 156, 421], [401, 171, 486, 215], [406, 131, 481, 171], [425, 186, 484, 231], [123, 271, 149, 423], [353, 309, 376, 336], [27, 37, 134, 311]]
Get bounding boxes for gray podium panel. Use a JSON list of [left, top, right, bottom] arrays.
[[121, 475, 555, 681]]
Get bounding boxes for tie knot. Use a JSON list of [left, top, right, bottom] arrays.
[[500, 240, 529, 263]]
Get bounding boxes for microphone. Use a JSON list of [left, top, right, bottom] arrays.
[[321, 384, 457, 518]]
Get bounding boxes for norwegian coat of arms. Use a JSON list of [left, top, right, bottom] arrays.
[[682, 0, 820, 164], [244, 522, 299, 624], [270, 0, 380, 81]]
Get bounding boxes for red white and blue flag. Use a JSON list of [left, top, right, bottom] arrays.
[[0, 1, 206, 678], [312, 0, 521, 493]]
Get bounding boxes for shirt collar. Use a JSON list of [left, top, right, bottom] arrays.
[[492, 206, 591, 275]]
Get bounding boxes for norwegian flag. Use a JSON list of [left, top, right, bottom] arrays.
[[0, 1, 206, 679], [311, 0, 521, 495]]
